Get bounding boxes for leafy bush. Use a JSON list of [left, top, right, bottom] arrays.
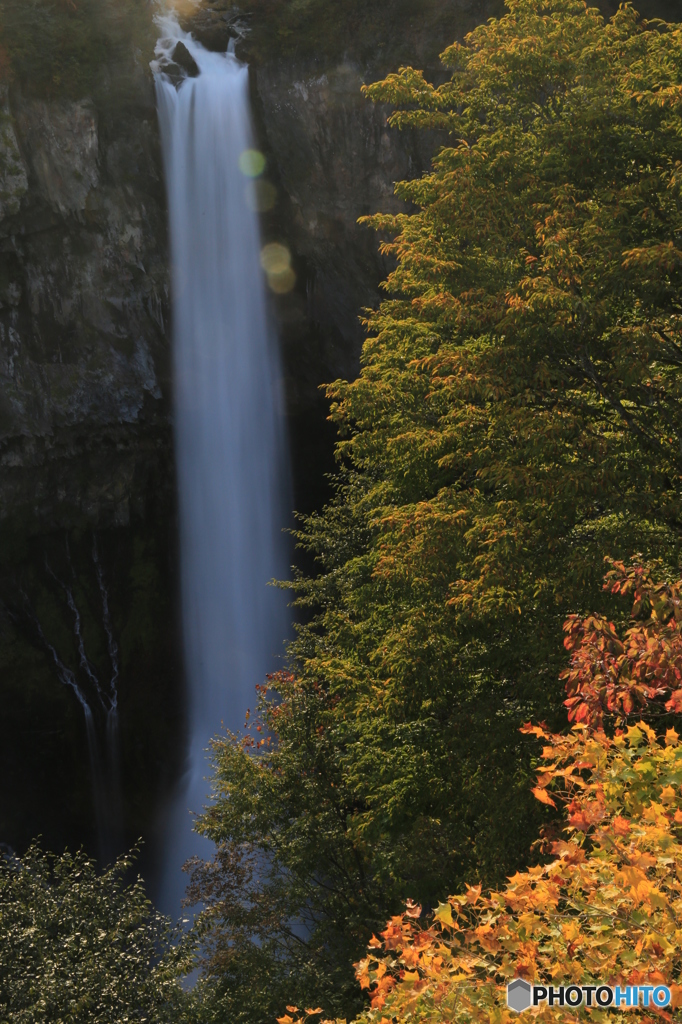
[[0, 845, 192, 1023]]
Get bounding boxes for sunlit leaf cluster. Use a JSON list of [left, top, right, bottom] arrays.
[[0, 846, 192, 1023]]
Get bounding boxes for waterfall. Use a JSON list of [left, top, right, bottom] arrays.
[[153, 17, 292, 915]]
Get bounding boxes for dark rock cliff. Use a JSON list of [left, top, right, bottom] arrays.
[[0, 0, 181, 863]]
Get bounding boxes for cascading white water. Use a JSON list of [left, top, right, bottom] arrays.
[[153, 17, 292, 915]]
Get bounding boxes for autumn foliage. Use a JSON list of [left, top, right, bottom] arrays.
[[562, 562, 682, 729], [280, 561, 682, 1024], [192, 0, 682, 1020]]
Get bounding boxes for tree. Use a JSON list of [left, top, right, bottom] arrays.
[[305, 560, 682, 1024], [191, 2, 682, 1019], [0, 845, 192, 1023]]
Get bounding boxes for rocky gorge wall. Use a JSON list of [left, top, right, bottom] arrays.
[[0, 0, 181, 865], [0, 0, 676, 869]]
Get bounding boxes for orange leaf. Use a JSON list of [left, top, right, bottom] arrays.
[[520, 722, 549, 738], [532, 786, 557, 807], [665, 728, 680, 746]]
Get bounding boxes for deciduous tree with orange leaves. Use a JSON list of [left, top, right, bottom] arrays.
[[280, 560, 682, 1024], [192, 2, 682, 1021]]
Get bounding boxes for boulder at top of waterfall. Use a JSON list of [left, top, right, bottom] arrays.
[[172, 42, 200, 78], [180, 9, 233, 53]]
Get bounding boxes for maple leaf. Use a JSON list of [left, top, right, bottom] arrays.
[[531, 786, 557, 808], [434, 902, 454, 927]]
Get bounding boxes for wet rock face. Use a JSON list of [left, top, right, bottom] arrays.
[[254, 60, 436, 394], [0, 91, 28, 220], [178, 5, 243, 53], [156, 42, 201, 85], [15, 99, 99, 217], [0, 69, 170, 533]]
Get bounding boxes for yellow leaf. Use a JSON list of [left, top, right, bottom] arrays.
[[434, 901, 454, 927], [647, 889, 669, 911], [626, 725, 644, 746]]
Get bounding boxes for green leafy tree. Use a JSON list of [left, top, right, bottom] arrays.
[[0, 844, 192, 1023], [190, 1, 682, 1020]]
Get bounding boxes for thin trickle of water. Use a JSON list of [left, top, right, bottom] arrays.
[[19, 594, 119, 860], [15, 539, 125, 863], [153, 18, 292, 915], [93, 535, 120, 705], [92, 536, 124, 848], [45, 556, 107, 711], [25, 599, 92, 716]]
